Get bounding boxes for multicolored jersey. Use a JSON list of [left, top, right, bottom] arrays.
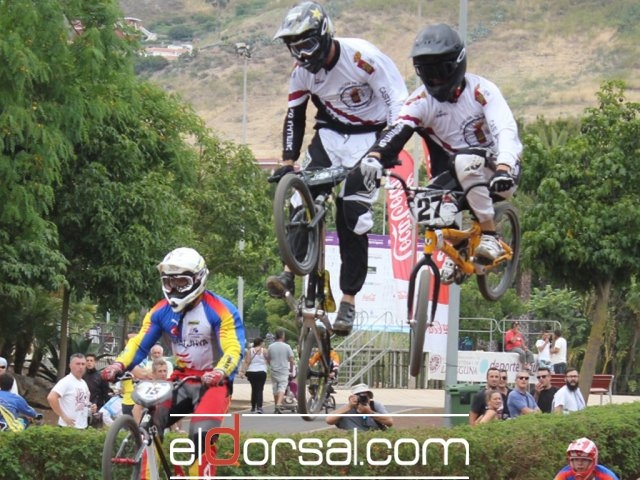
[[308, 350, 341, 371], [116, 291, 245, 379], [554, 464, 620, 479]]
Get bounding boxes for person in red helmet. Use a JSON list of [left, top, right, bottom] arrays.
[[553, 438, 619, 480]]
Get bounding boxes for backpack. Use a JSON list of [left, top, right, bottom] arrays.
[[0, 404, 25, 432]]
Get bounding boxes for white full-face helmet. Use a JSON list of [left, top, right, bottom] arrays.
[[157, 247, 209, 313]]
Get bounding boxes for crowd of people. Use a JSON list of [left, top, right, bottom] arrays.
[[469, 366, 587, 425]]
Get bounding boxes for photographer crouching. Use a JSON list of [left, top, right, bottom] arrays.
[[326, 383, 394, 431]]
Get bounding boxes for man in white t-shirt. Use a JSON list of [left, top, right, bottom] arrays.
[[553, 368, 586, 414], [535, 331, 552, 369], [0, 357, 19, 394], [550, 329, 568, 374], [47, 353, 97, 428]]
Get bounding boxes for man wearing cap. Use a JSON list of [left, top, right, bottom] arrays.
[[0, 358, 19, 394], [326, 383, 393, 431]]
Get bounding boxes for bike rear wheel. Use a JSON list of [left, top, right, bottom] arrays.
[[477, 203, 520, 301], [273, 173, 319, 276], [410, 269, 431, 377], [296, 327, 330, 421], [102, 414, 143, 480]]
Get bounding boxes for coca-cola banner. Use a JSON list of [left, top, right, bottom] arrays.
[[386, 149, 416, 281]]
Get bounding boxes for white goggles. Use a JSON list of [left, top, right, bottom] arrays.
[[161, 275, 194, 293], [287, 36, 320, 59]]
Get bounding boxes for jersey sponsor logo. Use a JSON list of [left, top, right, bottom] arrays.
[[353, 51, 374, 74], [474, 84, 487, 106], [462, 116, 493, 148], [338, 82, 373, 109]]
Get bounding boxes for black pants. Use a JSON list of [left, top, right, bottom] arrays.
[[246, 371, 267, 410]]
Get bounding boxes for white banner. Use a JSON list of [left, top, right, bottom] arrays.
[[427, 350, 521, 383], [325, 233, 450, 335]]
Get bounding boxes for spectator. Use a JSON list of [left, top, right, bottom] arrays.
[[551, 329, 568, 374], [240, 337, 268, 414], [266, 329, 295, 413], [468, 367, 501, 425], [535, 330, 553, 370], [83, 353, 112, 409], [142, 344, 174, 378], [326, 383, 393, 431], [534, 366, 558, 413], [507, 371, 541, 417], [309, 346, 340, 381], [554, 437, 619, 479], [553, 368, 586, 414], [266, 1, 408, 336], [496, 368, 512, 419], [0, 357, 19, 394], [47, 353, 97, 428], [99, 385, 123, 427], [474, 390, 503, 425], [0, 373, 39, 429], [504, 321, 535, 370]]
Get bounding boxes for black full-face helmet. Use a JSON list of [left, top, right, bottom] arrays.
[[274, 1, 335, 74], [411, 24, 467, 102]]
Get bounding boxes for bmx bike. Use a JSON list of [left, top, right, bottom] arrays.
[[385, 170, 520, 377]]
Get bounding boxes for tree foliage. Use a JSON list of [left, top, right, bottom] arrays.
[[0, 0, 277, 376], [520, 80, 640, 397]]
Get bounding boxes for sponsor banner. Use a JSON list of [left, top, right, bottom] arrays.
[[427, 350, 521, 382]]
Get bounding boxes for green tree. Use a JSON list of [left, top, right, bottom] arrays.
[[520, 80, 640, 399]]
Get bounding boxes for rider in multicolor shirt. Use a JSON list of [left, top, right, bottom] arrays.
[[554, 438, 619, 480], [102, 247, 245, 478]]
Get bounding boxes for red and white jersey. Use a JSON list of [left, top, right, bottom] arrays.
[[287, 37, 408, 129], [396, 73, 522, 169]]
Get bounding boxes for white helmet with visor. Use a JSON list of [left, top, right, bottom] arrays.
[[157, 247, 209, 313]]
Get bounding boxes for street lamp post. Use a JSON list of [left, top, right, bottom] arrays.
[[235, 42, 251, 144]]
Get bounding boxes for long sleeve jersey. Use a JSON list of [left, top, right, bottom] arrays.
[[282, 37, 408, 161], [370, 73, 522, 173], [116, 291, 245, 379]]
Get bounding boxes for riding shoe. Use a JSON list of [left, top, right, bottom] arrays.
[[266, 271, 295, 299], [475, 234, 505, 262], [332, 301, 356, 336]]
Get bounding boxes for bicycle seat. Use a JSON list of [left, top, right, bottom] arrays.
[[131, 380, 173, 408]]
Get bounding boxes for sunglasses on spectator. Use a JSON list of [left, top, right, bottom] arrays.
[[0, 366, 5, 369], [500, 376, 508, 380], [537, 375, 548, 379], [517, 376, 529, 380]]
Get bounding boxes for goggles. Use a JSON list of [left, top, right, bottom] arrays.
[[161, 274, 194, 293], [414, 49, 466, 86], [286, 36, 320, 59]]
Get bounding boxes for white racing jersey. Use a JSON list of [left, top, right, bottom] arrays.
[[284, 37, 408, 159], [393, 73, 522, 169]]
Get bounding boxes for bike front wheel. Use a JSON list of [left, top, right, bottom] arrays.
[[273, 173, 319, 276], [409, 268, 431, 377], [477, 203, 521, 301], [102, 414, 143, 480], [296, 328, 330, 421]]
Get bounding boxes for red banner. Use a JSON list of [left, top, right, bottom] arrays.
[[387, 150, 416, 282]]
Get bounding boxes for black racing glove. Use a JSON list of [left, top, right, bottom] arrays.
[[268, 164, 294, 183], [489, 170, 515, 193]]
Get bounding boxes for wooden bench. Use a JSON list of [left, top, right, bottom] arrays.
[[549, 373, 614, 405]]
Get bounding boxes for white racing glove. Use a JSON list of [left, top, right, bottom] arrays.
[[360, 156, 383, 189]]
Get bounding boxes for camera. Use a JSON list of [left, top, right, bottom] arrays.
[[357, 393, 370, 405]]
